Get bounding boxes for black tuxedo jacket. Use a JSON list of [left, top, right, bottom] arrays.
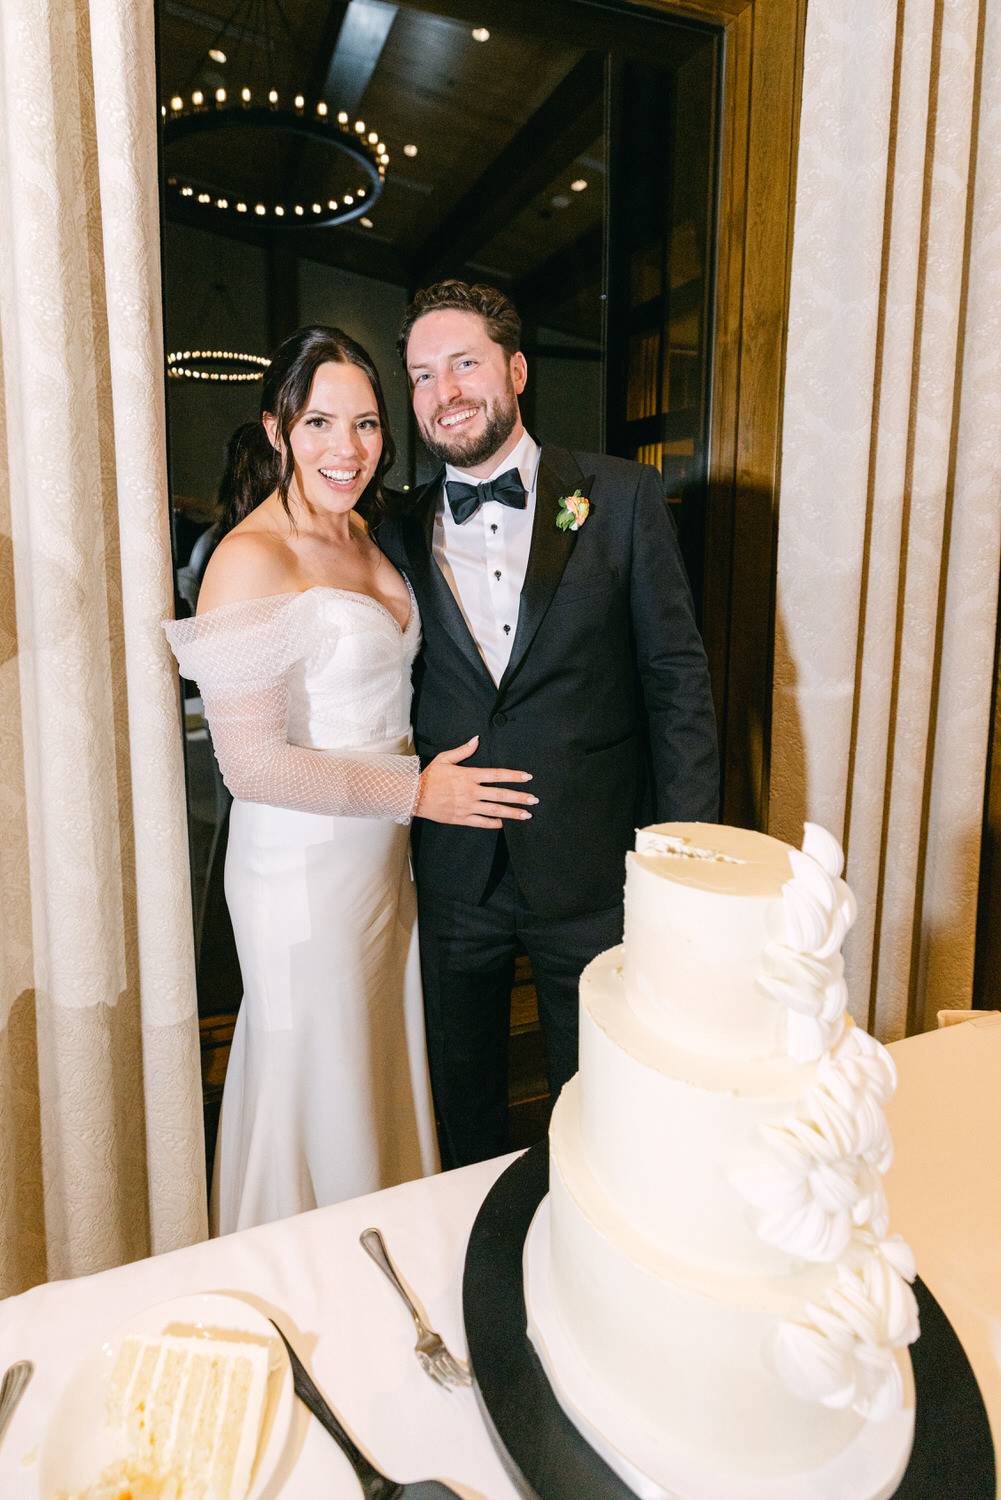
[[376, 444, 719, 918]]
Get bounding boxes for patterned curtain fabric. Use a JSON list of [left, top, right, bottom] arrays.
[[0, 0, 207, 1296], [771, 0, 1001, 1039]]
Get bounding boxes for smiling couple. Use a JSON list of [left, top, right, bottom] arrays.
[[166, 279, 718, 1233]]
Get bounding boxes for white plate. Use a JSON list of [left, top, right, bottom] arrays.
[[37, 1292, 293, 1499]]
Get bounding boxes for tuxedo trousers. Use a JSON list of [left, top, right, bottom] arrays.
[[416, 837, 624, 1169]]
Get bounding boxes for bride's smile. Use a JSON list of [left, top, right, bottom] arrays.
[[273, 360, 383, 517]]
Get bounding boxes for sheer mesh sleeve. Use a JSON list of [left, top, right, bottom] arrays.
[[164, 595, 421, 824]]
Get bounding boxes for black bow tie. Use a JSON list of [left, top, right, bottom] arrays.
[[445, 468, 527, 525]]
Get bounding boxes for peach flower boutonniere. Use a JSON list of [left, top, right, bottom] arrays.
[[556, 489, 590, 532]]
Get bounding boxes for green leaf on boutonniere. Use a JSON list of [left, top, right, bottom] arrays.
[[556, 489, 590, 531]]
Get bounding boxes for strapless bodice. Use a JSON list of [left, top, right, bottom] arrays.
[[284, 587, 420, 752]]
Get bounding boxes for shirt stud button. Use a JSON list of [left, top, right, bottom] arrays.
[[490, 524, 498, 533], [503, 624, 511, 634], [494, 570, 501, 580]]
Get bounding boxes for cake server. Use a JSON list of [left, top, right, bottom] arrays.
[[270, 1321, 463, 1499], [360, 1227, 472, 1390], [0, 1360, 33, 1447]]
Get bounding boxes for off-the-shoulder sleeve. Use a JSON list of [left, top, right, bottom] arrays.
[[163, 596, 420, 823], [164, 594, 302, 692]]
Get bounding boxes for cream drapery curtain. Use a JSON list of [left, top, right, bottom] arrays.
[[0, 0, 207, 1295], [771, 0, 1001, 1040]]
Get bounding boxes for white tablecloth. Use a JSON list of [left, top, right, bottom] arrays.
[[1, 1018, 998, 1498], [882, 1012, 1001, 1490], [0, 1155, 524, 1499]]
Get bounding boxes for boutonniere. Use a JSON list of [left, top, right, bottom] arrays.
[[556, 489, 590, 531]]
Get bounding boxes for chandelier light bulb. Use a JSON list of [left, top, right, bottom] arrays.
[[338, 111, 348, 124], [403, 143, 417, 157], [164, 87, 386, 229], [360, 217, 373, 228], [571, 178, 587, 192], [208, 48, 226, 63], [472, 27, 490, 41], [167, 350, 271, 384]]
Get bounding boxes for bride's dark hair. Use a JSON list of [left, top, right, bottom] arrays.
[[220, 325, 397, 533]]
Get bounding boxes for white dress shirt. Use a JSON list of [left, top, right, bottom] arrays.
[[433, 431, 541, 685]]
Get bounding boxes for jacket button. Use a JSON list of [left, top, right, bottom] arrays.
[[492, 711, 508, 726]]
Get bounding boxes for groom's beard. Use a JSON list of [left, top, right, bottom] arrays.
[[418, 378, 519, 469]]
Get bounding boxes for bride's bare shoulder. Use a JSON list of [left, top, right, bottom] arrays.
[[197, 517, 296, 614]]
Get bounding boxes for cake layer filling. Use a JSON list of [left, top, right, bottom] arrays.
[[548, 1080, 865, 1474]]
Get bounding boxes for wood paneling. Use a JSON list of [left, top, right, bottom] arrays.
[[673, 0, 808, 830]]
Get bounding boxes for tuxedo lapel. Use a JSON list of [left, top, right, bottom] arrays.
[[400, 472, 493, 686], [498, 446, 594, 694]]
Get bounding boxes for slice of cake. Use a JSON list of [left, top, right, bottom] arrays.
[[56, 1332, 272, 1500], [535, 822, 919, 1484]]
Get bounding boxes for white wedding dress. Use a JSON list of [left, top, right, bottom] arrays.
[[165, 584, 438, 1234]]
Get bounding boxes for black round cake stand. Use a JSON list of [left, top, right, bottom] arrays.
[[462, 1141, 995, 1500]]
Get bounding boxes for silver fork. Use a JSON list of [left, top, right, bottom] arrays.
[[360, 1227, 472, 1390]]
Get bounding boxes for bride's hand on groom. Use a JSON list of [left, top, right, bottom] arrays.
[[415, 735, 538, 827]]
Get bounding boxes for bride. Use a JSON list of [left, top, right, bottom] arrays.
[[165, 325, 536, 1234]]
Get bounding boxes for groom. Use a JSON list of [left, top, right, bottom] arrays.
[[377, 280, 718, 1168]]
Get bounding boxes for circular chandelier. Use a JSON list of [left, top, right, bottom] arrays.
[[166, 349, 271, 383], [162, 92, 389, 229]]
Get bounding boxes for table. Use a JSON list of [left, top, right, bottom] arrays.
[[1, 1019, 998, 1498], [882, 1012, 1001, 1490], [0, 1155, 524, 1499]]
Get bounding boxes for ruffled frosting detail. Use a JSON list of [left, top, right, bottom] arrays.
[[757, 835, 857, 1063], [736, 823, 919, 1419], [731, 1026, 895, 1262], [774, 1235, 919, 1420]]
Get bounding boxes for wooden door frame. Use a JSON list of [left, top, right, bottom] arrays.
[[624, 0, 808, 830]]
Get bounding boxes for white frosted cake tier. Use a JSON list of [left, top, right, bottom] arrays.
[[548, 1080, 864, 1475], [578, 946, 816, 1275], [623, 822, 798, 1060], [531, 820, 919, 1494]]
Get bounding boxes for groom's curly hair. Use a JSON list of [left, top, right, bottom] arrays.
[[397, 280, 522, 364]]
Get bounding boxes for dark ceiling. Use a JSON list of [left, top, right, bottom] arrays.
[[158, 0, 710, 337]]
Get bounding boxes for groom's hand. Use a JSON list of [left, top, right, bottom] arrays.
[[415, 736, 537, 827]]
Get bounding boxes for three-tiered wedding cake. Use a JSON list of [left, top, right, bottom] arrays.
[[532, 822, 919, 1485]]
